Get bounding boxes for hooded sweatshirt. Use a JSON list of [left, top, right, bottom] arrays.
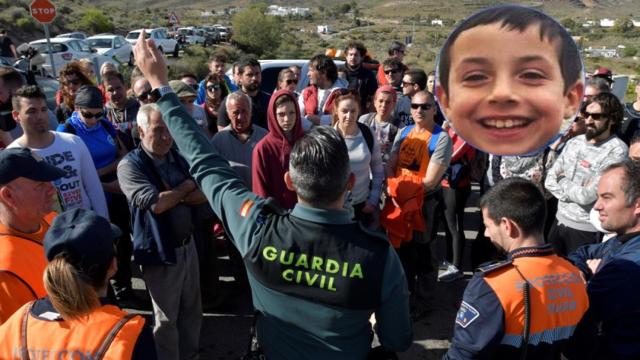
[[251, 90, 305, 209]]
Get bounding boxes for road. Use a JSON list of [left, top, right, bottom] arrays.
[[128, 188, 484, 359]]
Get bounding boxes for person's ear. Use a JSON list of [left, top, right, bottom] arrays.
[[284, 171, 295, 191], [0, 185, 17, 210], [563, 81, 584, 119], [435, 85, 450, 117], [346, 173, 355, 191], [11, 109, 20, 122], [503, 218, 522, 239]]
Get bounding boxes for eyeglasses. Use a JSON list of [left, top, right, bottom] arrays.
[[402, 81, 415, 87], [384, 69, 402, 75], [285, 79, 298, 85], [411, 103, 434, 111], [206, 84, 221, 92], [136, 90, 153, 102], [583, 111, 607, 121], [80, 110, 105, 119], [65, 79, 81, 86]]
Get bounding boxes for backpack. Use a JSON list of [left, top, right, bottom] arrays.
[[357, 122, 374, 155]]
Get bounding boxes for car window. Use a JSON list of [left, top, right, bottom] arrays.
[[87, 38, 112, 48], [78, 41, 92, 53], [30, 43, 67, 53], [113, 38, 121, 48], [67, 41, 81, 52]]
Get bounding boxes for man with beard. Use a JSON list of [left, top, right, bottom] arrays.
[[103, 70, 140, 143], [343, 41, 377, 113], [298, 54, 346, 131], [216, 57, 270, 130], [545, 92, 628, 255]]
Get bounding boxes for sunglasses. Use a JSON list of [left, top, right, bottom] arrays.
[[206, 84, 221, 92], [65, 79, 81, 86], [384, 69, 402, 75], [402, 81, 415, 87], [137, 90, 152, 101], [411, 103, 433, 111], [285, 79, 298, 85], [80, 110, 105, 119], [583, 111, 607, 121]]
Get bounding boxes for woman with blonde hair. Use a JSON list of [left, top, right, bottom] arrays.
[[0, 208, 156, 359]]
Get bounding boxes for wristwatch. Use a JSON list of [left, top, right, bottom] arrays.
[[150, 85, 174, 102]]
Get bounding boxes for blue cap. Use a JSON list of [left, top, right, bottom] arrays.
[[44, 209, 121, 272], [0, 148, 66, 185]]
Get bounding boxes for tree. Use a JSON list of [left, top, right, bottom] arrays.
[[231, 6, 281, 57], [612, 16, 633, 33], [77, 9, 113, 33]]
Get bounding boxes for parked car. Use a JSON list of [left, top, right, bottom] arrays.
[[29, 38, 113, 77], [126, 28, 179, 57], [227, 59, 346, 94], [177, 27, 206, 46], [212, 25, 230, 42], [55, 32, 88, 40], [86, 34, 133, 65], [201, 26, 221, 45]]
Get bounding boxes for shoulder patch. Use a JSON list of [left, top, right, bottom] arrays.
[[455, 301, 480, 328], [239, 199, 255, 217], [477, 259, 513, 276]]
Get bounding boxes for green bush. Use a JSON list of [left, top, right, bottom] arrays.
[[16, 17, 36, 32], [231, 6, 282, 57], [76, 8, 113, 34]]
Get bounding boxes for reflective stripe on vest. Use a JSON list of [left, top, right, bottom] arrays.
[[8, 302, 144, 360], [483, 255, 589, 347]]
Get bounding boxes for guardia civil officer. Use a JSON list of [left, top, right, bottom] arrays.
[[133, 31, 412, 359], [444, 178, 589, 359], [0, 208, 156, 359]]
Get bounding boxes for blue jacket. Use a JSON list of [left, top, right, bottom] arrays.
[[567, 231, 640, 359], [195, 74, 237, 106], [123, 147, 193, 265]]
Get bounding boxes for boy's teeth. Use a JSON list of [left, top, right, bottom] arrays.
[[483, 119, 525, 128]]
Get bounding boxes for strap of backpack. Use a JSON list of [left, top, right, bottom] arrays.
[[94, 313, 138, 360], [357, 122, 374, 155]]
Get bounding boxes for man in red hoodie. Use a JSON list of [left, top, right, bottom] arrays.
[[252, 90, 305, 209]]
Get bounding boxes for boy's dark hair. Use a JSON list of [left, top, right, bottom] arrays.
[[12, 85, 47, 111], [479, 177, 546, 237], [236, 57, 261, 75], [309, 54, 338, 84], [382, 58, 404, 71], [585, 92, 624, 134], [631, 134, 640, 147], [438, 4, 581, 96], [344, 40, 367, 57], [179, 72, 198, 82], [0, 66, 25, 89], [405, 69, 427, 90]]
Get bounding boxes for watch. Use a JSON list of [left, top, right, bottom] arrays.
[[150, 85, 174, 102]]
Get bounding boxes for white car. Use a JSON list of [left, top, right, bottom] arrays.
[[86, 34, 133, 65], [126, 28, 179, 57], [29, 38, 113, 77], [55, 32, 88, 40], [177, 27, 206, 45]]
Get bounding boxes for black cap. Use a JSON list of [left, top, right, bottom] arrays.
[[0, 148, 66, 185], [74, 85, 104, 108], [44, 209, 121, 272]]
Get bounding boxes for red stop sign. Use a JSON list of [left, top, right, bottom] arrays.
[[30, 0, 57, 24]]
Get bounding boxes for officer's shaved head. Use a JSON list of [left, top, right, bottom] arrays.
[[480, 178, 546, 237], [289, 126, 350, 207]]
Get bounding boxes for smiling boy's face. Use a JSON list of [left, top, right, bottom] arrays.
[[437, 22, 583, 155]]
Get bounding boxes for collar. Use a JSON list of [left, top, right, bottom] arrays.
[[617, 230, 640, 244], [291, 203, 353, 225], [508, 244, 555, 259], [142, 145, 174, 166]]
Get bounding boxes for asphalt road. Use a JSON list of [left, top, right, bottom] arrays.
[[127, 188, 484, 360]]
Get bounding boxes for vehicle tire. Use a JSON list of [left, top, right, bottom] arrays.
[[173, 44, 179, 58], [128, 53, 134, 66]]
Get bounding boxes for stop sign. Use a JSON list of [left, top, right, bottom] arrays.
[[30, 0, 57, 24]]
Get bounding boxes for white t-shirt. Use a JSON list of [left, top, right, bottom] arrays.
[[8, 131, 109, 219]]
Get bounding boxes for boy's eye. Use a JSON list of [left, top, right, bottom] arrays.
[[461, 73, 488, 82], [520, 71, 546, 81]]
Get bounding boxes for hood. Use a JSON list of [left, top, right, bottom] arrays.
[[266, 89, 304, 144]]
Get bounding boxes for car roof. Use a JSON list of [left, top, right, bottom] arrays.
[[30, 37, 79, 44], [87, 34, 120, 39]]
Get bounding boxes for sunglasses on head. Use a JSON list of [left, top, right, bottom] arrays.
[[384, 69, 401, 75], [411, 103, 433, 111], [137, 90, 153, 102], [206, 84, 221, 92], [80, 110, 105, 119], [285, 79, 298, 85], [583, 111, 607, 121]]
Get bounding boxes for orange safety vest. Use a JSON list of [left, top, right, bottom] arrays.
[[0, 302, 145, 360], [0, 212, 57, 299], [483, 251, 589, 347]]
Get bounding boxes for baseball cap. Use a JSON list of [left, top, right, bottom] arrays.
[[44, 208, 121, 272], [593, 67, 613, 82], [74, 85, 104, 108], [0, 148, 66, 185], [169, 80, 197, 99]]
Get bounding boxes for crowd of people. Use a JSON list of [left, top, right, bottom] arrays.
[[0, 4, 640, 360]]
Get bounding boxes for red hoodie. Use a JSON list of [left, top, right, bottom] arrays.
[[251, 90, 305, 209]]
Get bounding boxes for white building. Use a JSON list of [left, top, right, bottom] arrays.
[[267, 5, 310, 17], [600, 19, 615, 28], [431, 19, 443, 26]]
